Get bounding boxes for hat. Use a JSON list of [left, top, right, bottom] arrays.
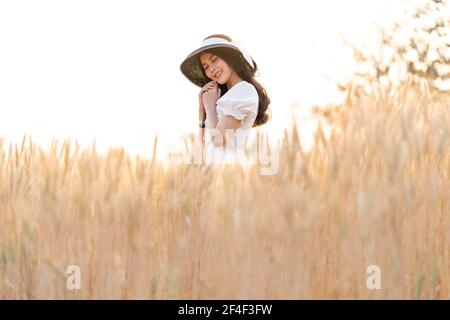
[[180, 37, 256, 87]]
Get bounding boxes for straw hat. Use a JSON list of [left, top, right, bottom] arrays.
[[180, 37, 256, 87]]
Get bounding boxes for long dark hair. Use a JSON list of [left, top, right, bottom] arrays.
[[199, 34, 271, 127]]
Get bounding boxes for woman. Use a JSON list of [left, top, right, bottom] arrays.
[[180, 34, 271, 165]]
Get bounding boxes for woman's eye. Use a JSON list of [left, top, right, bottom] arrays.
[[204, 58, 216, 71]]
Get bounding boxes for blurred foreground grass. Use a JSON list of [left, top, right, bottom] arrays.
[[0, 78, 449, 299]]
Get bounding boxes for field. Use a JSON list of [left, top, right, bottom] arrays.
[[0, 78, 449, 299]]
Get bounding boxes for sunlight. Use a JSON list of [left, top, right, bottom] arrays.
[[0, 0, 403, 159]]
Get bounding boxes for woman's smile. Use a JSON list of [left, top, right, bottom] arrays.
[[199, 51, 244, 89]]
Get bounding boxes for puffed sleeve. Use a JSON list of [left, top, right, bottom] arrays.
[[216, 83, 259, 121]]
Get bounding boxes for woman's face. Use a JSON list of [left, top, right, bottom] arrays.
[[200, 52, 232, 85]]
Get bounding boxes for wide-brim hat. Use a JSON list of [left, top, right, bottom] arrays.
[[180, 37, 256, 87]]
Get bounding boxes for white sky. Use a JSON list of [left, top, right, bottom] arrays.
[[0, 0, 403, 158]]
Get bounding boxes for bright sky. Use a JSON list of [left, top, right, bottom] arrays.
[[0, 0, 403, 159]]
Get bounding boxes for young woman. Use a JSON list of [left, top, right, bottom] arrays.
[[180, 34, 271, 164]]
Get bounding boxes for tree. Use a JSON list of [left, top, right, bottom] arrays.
[[338, 0, 450, 95]]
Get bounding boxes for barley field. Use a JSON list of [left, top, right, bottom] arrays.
[[0, 78, 449, 299]]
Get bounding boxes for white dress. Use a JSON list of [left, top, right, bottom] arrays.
[[204, 80, 259, 165]]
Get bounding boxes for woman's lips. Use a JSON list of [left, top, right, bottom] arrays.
[[215, 70, 222, 79]]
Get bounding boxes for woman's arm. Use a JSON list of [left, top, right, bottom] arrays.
[[199, 90, 206, 149], [205, 107, 241, 148], [201, 81, 243, 148]]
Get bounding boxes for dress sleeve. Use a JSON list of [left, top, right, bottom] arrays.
[[216, 85, 259, 121]]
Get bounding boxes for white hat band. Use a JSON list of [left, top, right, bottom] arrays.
[[200, 37, 255, 69]]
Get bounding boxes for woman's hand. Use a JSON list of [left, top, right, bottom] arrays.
[[198, 82, 215, 121], [201, 81, 221, 112]]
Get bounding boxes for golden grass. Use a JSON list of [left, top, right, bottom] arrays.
[[0, 78, 449, 299]]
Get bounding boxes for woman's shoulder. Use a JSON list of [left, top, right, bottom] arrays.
[[223, 81, 258, 101], [216, 81, 259, 120], [234, 80, 257, 95]]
